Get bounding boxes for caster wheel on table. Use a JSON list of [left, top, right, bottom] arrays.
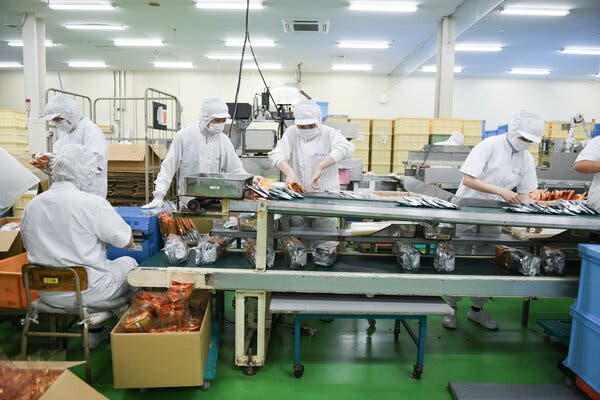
[[201, 380, 211, 391], [366, 319, 376, 336], [293, 364, 304, 378], [411, 364, 423, 379], [243, 366, 257, 376]]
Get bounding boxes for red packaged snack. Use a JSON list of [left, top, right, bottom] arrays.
[[123, 309, 155, 333], [167, 281, 193, 303], [156, 301, 188, 327]]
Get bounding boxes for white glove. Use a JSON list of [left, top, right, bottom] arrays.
[[141, 196, 164, 209]]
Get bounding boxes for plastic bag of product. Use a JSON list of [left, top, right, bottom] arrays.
[[194, 236, 226, 265], [246, 239, 275, 268], [123, 308, 156, 333], [164, 234, 189, 264], [0, 222, 20, 231], [393, 242, 421, 271], [495, 246, 541, 276], [281, 237, 307, 269], [312, 241, 340, 267], [541, 246, 565, 275], [434, 243, 455, 272]]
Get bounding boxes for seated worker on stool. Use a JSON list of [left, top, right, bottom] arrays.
[[21, 144, 137, 349], [443, 111, 543, 331], [142, 97, 247, 209], [268, 99, 355, 231]]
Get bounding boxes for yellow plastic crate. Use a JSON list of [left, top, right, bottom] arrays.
[[392, 150, 410, 170], [13, 191, 37, 217], [0, 143, 29, 154], [463, 135, 481, 146], [371, 119, 393, 134], [352, 149, 370, 164], [349, 119, 371, 134], [462, 120, 484, 137], [393, 134, 428, 151], [0, 127, 27, 141], [0, 110, 27, 128], [371, 133, 393, 150], [370, 163, 391, 174], [546, 121, 592, 140], [430, 118, 464, 134], [370, 149, 392, 165], [393, 118, 430, 136], [325, 116, 349, 123], [351, 134, 370, 150]]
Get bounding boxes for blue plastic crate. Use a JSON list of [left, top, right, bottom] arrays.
[[576, 244, 600, 318], [107, 236, 160, 263], [592, 123, 600, 138], [564, 307, 600, 394], [316, 101, 329, 121], [106, 207, 161, 263], [115, 206, 159, 234]]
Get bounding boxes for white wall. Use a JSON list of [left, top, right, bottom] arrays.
[[1, 70, 599, 130]]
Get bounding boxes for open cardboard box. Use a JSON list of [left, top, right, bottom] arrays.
[[1, 361, 107, 400], [0, 252, 39, 309], [107, 144, 167, 173], [111, 291, 211, 389], [0, 217, 23, 260]]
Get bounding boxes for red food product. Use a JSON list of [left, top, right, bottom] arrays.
[[123, 310, 155, 333], [167, 281, 193, 303]]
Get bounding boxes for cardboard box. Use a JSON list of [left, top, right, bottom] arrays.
[[110, 293, 211, 389], [1, 361, 107, 400], [107, 144, 165, 173], [0, 217, 23, 260], [0, 252, 39, 309]]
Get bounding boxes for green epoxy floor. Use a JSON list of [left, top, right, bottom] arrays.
[[0, 296, 572, 399]]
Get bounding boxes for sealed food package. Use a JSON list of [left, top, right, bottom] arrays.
[[168, 281, 193, 303], [393, 242, 421, 271], [156, 301, 188, 326], [239, 213, 257, 231], [434, 243, 455, 272], [541, 246, 566, 275], [281, 237, 307, 269], [164, 233, 189, 264], [0, 222, 20, 231], [246, 239, 275, 268], [194, 236, 226, 265], [312, 241, 341, 267], [123, 309, 156, 333], [0, 362, 63, 400], [496, 245, 541, 276], [422, 223, 454, 240]]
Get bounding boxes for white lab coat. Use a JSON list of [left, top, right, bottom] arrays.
[[21, 181, 136, 308], [54, 116, 108, 199], [153, 124, 247, 197], [575, 136, 600, 210]]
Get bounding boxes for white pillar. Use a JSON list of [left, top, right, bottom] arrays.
[[22, 13, 47, 153], [434, 16, 455, 118]]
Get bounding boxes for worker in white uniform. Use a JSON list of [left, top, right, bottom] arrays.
[[268, 99, 355, 231], [21, 144, 137, 348], [143, 97, 247, 209], [41, 94, 108, 198], [573, 136, 600, 211], [443, 111, 543, 331]]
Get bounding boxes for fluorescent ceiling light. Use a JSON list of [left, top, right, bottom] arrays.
[[68, 61, 107, 68], [338, 41, 389, 49], [349, 1, 418, 12], [421, 65, 463, 73], [225, 38, 274, 47], [49, 1, 114, 10], [154, 61, 194, 69], [561, 47, 600, 55], [196, 0, 263, 10], [243, 63, 282, 70], [508, 68, 550, 75], [64, 23, 126, 30], [113, 39, 164, 47], [206, 53, 253, 60], [500, 7, 569, 16], [8, 40, 55, 47], [455, 43, 503, 52], [331, 64, 372, 71], [0, 62, 22, 68]]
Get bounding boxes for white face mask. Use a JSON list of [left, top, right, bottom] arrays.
[[507, 130, 531, 152], [55, 120, 73, 133], [207, 122, 225, 136], [298, 127, 319, 141]]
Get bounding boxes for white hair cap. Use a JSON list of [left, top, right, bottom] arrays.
[[293, 99, 322, 126], [509, 111, 544, 143], [52, 144, 98, 191], [44, 94, 83, 129], [199, 97, 230, 131]]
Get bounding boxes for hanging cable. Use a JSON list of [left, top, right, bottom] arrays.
[[227, 0, 250, 135]]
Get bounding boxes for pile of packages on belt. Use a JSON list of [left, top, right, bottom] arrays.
[[0, 362, 62, 400], [123, 282, 203, 334]]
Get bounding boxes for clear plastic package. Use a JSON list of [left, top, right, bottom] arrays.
[[541, 246, 566, 275], [422, 223, 454, 240], [312, 241, 340, 267], [496, 245, 541, 276], [281, 237, 307, 269], [0, 222, 20, 231], [164, 233, 189, 264], [194, 236, 226, 265], [434, 243, 455, 272], [246, 239, 275, 268], [393, 242, 421, 271]]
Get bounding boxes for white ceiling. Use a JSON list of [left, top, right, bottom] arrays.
[[0, 0, 599, 79]]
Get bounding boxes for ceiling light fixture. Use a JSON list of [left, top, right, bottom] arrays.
[[243, 63, 282, 70], [64, 23, 126, 30], [349, 1, 418, 12], [49, 1, 114, 10], [154, 61, 194, 69], [508, 68, 550, 75], [331, 64, 373, 71], [113, 39, 164, 46], [195, 0, 263, 10], [455, 43, 503, 52], [338, 41, 389, 49], [68, 61, 107, 68], [8, 40, 55, 47], [206, 53, 253, 60], [0, 62, 23, 68], [421, 65, 463, 73], [561, 47, 600, 55], [225, 38, 274, 47], [500, 7, 569, 16]]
